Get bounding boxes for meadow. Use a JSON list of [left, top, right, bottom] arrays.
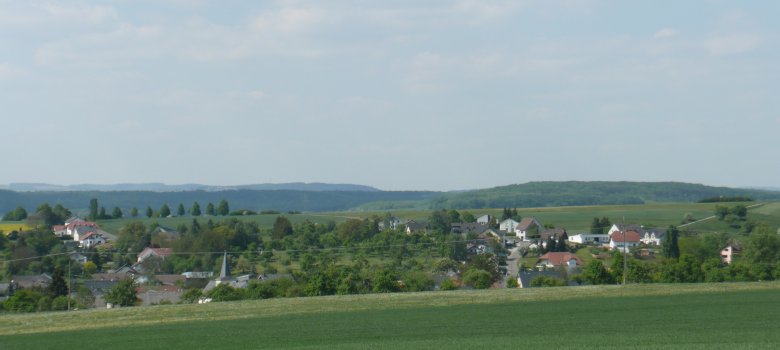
[[1, 282, 779, 349]]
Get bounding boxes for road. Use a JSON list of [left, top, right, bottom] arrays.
[[504, 242, 528, 287]]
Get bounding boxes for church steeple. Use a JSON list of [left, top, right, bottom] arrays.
[[219, 251, 231, 281]]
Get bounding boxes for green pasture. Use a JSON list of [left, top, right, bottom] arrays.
[[2, 282, 780, 349]]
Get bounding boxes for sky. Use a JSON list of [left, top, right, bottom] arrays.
[[0, 0, 778, 191]]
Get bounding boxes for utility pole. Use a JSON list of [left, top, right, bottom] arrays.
[[67, 258, 71, 311], [622, 216, 627, 286]]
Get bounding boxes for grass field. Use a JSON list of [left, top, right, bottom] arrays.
[[1, 282, 779, 349]]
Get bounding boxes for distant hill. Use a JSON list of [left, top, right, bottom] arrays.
[[1, 182, 380, 192], [3, 181, 779, 215], [425, 181, 780, 209], [0, 189, 434, 214]]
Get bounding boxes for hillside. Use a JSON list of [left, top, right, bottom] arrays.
[[2, 283, 779, 349], [424, 181, 780, 209], [1, 182, 380, 192]]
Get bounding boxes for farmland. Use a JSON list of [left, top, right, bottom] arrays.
[[1, 282, 779, 349], [96, 201, 764, 233], [0, 222, 32, 234]]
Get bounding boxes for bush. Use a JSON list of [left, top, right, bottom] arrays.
[[439, 278, 458, 291], [402, 271, 435, 292], [462, 269, 493, 289], [530, 276, 566, 287], [206, 284, 244, 302]]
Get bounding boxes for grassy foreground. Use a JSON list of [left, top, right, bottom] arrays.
[[2, 282, 780, 349]]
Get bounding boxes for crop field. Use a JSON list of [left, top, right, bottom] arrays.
[[1, 282, 779, 349], [0, 222, 32, 234]]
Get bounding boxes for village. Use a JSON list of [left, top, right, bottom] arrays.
[[0, 210, 746, 308]]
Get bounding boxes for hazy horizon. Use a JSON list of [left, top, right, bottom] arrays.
[[2, 1, 778, 191]]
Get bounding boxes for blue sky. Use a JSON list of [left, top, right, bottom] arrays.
[[0, 1, 777, 191]]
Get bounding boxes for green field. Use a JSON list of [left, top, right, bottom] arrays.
[[2, 282, 779, 349], [328, 202, 762, 232], [94, 202, 776, 236], [96, 213, 360, 233]]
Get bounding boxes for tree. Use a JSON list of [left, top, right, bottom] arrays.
[[104, 279, 137, 306], [581, 260, 614, 285], [555, 232, 568, 252], [732, 205, 748, 220], [206, 202, 216, 216], [715, 205, 729, 220], [191, 202, 201, 216], [145, 206, 153, 218], [462, 269, 493, 289], [272, 216, 293, 240], [371, 269, 400, 293], [159, 204, 171, 218], [48, 267, 68, 298], [177, 203, 186, 217], [112, 206, 123, 219], [3, 206, 28, 221], [599, 216, 612, 234], [34, 203, 57, 227], [217, 200, 230, 216], [663, 226, 680, 260], [130, 207, 138, 217], [98, 206, 107, 220], [461, 212, 476, 223], [89, 198, 99, 221], [590, 217, 603, 234]]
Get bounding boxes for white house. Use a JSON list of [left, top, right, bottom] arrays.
[[569, 234, 610, 245], [73, 226, 98, 242], [535, 252, 582, 270], [499, 218, 520, 232], [720, 244, 741, 265], [638, 228, 666, 245], [609, 224, 666, 246], [476, 214, 494, 225], [137, 247, 173, 263], [66, 220, 99, 240], [609, 230, 641, 252], [78, 232, 106, 248], [514, 217, 543, 241]]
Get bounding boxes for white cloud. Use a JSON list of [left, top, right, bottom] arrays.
[[453, 0, 525, 21], [704, 34, 761, 55], [0, 63, 23, 79], [250, 7, 334, 33], [653, 27, 677, 39], [247, 90, 266, 99], [35, 24, 163, 65], [35, 3, 117, 23]]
